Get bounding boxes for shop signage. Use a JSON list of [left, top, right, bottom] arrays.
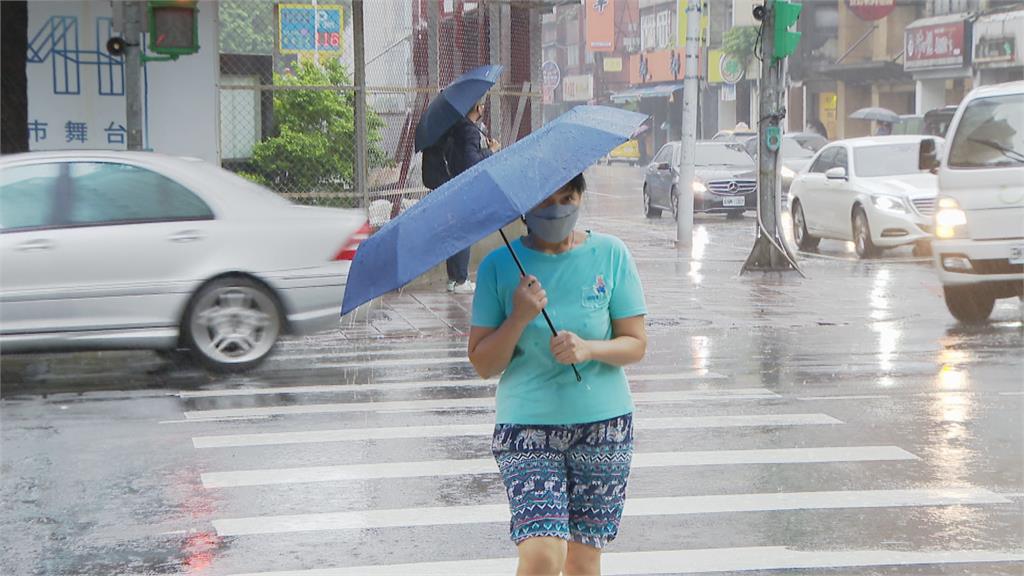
[[846, 0, 895, 22], [720, 53, 745, 84], [603, 57, 623, 72], [975, 36, 1016, 64], [905, 21, 967, 70], [562, 74, 594, 102], [586, 0, 616, 52]]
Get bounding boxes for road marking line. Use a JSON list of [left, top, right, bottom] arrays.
[[183, 389, 778, 420], [228, 546, 1024, 575], [177, 371, 725, 399], [212, 487, 1011, 536], [269, 347, 469, 362], [201, 445, 915, 488], [192, 413, 840, 449], [797, 394, 892, 401], [159, 416, 272, 425], [298, 357, 473, 369], [999, 391, 1024, 396]]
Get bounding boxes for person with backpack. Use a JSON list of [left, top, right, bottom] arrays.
[[423, 97, 501, 294]]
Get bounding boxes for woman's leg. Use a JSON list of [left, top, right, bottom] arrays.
[[564, 541, 601, 575], [516, 536, 567, 576]]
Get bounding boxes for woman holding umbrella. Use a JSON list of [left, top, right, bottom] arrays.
[[468, 173, 648, 576]]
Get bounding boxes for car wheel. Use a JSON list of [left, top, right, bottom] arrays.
[[643, 186, 662, 219], [853, 208, 880, 259], [793, 201, 820, 250], [670, 187, 679, 221], [183, 276, 283, 372], [943, 285, 995, 324]]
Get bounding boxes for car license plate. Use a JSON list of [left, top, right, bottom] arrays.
[[723, 197, 745, 207], [1010, 245, 1024, 265]]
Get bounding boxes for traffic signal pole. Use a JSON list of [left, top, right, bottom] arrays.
[[676, 0, 701, 251], [742, 0, 803, 274], [123, 1, 144, 150]]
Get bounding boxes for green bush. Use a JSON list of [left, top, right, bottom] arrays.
[[244, 58, 387, 193], [723, 26, 760, 68]]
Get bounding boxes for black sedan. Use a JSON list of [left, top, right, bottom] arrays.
[[643, 141, 756, 220]]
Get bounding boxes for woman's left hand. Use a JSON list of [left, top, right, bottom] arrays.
[[550, 331, 592, 365]]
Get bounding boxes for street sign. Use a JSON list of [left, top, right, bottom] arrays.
[[278, 4, 344, 55]]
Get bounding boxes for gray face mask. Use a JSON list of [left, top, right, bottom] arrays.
[[525, 202, 580, 244]]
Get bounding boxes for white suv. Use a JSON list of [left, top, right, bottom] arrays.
[[927, 81, 1024, 323]]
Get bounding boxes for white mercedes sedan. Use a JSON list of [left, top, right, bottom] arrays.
[[0, 151, 367, 371], [789, 135, 943, 259]]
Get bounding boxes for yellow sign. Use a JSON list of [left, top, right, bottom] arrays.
[[603, 57, 623, 72], [677, 0, 709, 49]]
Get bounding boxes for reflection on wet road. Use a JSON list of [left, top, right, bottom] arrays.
[[2, 164, 1022, 575]]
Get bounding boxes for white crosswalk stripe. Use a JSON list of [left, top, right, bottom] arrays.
[[182, 388, 777, 420], [176, 360, 1022, 575], [201, 446, 917, 488], [191, 413, 842, 449], [211, 488, 1011, 536], [231, 547, 1024, 576]]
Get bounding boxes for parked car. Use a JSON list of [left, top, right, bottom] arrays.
[[606, 139, 641, 166], [643, 141, 756, 220], [788, 135, 942, 259], [894, 106, 959, 138], [0, 151, 367, 371], [924, 81, 1024, 323]]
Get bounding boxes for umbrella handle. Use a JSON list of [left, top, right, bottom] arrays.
[[499, 229, 583, 383]]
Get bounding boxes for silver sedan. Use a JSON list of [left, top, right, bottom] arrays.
[[0, 151, 367, 371]]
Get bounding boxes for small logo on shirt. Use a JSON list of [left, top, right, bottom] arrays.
[[593, 274, 606, 296]]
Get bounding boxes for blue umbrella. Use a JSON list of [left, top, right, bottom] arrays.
[[343, 105, 646, 380], [414, 64, 504, 152]]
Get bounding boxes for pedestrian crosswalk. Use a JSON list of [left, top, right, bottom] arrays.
[[175, 345, 1024, 575]]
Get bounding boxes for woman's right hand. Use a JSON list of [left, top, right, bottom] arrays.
[[511, 275, 547, 325]]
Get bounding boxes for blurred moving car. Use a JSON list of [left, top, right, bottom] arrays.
[[788, 135, 942, 259], [606, 139, 641, 166], [643, 141, 756, 220], [893, 106, 959, 138], [0, 151, 367, 371], [925, 81, 1024, 323]]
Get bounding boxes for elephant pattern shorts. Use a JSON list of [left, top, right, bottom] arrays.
[[491, 413, 634, 549]]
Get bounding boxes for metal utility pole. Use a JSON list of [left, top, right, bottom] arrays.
[[123, 1, 144, 150], [353, 0, 369, 210], [676, 0, 701, 251], [741, 0, 802, 273]]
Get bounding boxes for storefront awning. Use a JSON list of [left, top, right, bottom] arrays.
[[610, 83, 684, 103]]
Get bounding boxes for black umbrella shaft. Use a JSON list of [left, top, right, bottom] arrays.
[[499, 229, 583, 383]]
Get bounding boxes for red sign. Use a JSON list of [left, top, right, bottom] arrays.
[[905, 21, 966, 71], [586, 0, 616, 52], [846, 0, 896, 22]]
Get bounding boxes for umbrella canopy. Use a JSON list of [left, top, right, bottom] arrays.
[[414, 64, 504, 152], [342, 105, 647, 315], [850, 107, 900, 124]]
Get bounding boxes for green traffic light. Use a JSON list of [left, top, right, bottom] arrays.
[[773, 0, 802, 61]]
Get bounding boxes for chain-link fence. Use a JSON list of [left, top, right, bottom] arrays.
[[218, 0, 543, 227]]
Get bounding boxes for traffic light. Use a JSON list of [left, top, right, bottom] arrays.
[[773, 0, 802, 61], [148, 0, 199, 57]]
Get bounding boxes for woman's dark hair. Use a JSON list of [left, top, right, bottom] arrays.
[[564, 173, 587, 194]]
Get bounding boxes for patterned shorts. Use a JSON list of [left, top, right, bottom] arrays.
[[491, 413, 634, 549]]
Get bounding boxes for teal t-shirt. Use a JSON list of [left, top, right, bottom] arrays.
[[471, 231, 647, 425]]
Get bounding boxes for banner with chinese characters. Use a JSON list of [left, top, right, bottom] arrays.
[[24, 1, 219, 161], [905, 20, 967, 71]]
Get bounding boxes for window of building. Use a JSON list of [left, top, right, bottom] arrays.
[[641, 13, 656, 50], [567, 44, 579, 68], [657, 10, 671, 48]]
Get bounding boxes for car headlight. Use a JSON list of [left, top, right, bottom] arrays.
[[780, 165, 796, 179], [935, 197, 968, 239], [692, 180, 707, 193], [871, 194, 908, 213]]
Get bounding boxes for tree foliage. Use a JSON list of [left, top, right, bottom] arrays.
[[244, 58, 388, 194], [219, 0, 275, 54], [723, 26, 760, 67]]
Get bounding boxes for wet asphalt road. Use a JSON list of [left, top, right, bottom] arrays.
[[2, 164, 1023, 575]]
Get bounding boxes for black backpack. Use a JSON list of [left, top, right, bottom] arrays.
[[422, 131, 454, 190]]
